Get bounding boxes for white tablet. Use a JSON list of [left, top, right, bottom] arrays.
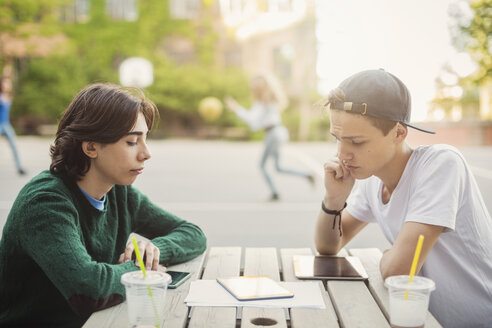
[[217, 276, 294, 301], [293, 255, 368, 280]]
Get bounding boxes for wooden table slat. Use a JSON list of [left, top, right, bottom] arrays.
[[279, 248, 312, 281], [328, 281, 390, 328], [243, 247, 281, 280], [348, 248, 442, 328], [161, 252, 207, 328], [188, 247, 242, 328], [280, 248, 340, 328], [241, 248, 287, 328]]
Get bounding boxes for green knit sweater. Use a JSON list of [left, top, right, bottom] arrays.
[[0, 170, 207, 327]]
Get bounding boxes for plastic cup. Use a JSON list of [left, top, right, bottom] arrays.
[[121, 271, 172, 328], [384, 275, 435, 328]]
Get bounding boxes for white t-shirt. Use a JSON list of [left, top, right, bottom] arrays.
[[235, 101, 289, 144], [347, 144, 492, 328], [235, 101, 282, 131]]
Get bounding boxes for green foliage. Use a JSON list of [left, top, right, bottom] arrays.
[[12, 55, 88, 120], [2, 0, 251, 135], [450, 0, 492, 82], [0, 0, 63, 27]]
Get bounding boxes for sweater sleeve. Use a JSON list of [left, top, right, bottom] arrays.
[[17, 192, 137, 317], [127, 186, 207, 265]]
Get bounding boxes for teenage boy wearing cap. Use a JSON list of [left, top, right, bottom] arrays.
[[315, 69, 492, 328]]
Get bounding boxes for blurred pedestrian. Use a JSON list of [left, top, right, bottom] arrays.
[[225, 73, 314, 201], [0, 83, 207, 327], [0, 76, 26, 175]]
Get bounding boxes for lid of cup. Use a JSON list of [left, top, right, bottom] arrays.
[[384, 275, 435, 291], [121, 271, 172, 286]]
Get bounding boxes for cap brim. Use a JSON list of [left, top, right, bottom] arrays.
[[404, 123, 435, 134]]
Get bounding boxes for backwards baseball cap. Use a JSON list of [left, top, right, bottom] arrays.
[[327, 69, 435, 134]]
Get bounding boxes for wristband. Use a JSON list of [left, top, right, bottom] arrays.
[[321, 201, 347, 237], [321, 201, 347, 215]]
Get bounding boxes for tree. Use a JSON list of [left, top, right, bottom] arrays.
[[450, 0, 492, 83], [0, 0, 250, 135]]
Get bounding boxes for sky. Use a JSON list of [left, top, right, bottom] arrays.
[[314, 0, 474, 122]]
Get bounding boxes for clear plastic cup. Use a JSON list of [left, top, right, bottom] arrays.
[[384, 275, 435, 328], [121, 271, 172, 328]]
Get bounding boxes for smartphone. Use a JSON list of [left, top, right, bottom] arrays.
[[167, 270, 191, 289]]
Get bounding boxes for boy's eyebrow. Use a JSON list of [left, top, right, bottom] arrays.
[[329, 132, 365, 140]]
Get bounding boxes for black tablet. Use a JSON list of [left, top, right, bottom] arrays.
[[293, 255, 368, 280]]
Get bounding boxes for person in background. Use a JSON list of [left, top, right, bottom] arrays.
[[0, 75, 26, 175], [225, 74, 314, 201], [314, 69, 492, 328], [0, 83, 207, 327]]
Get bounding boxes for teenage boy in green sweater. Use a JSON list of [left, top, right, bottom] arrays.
[[0, 83, 207, 327]]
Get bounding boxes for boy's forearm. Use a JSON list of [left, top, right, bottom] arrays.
[[315, 210, 343, 255]]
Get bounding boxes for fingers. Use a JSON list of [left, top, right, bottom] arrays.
[[152, 249, 160, 271], [224, 97, 238, 111], [143, 242, 157, 270], [123, 243, 135, 263], [324, 159, 346, 180], [122, 239, 161, 271], [341, 161, 351, 179], [135, 241, 146, 268], [224, 96, 232, 107]]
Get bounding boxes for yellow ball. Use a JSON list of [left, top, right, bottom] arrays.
[[198, 97, 223, 122]]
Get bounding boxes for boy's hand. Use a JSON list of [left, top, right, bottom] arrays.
[[323, 157, 355, 208]]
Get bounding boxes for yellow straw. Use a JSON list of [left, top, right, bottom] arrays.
[[132, 237, 147, 277], [131, 237, 161, 327], [405, 234, 424, 300]]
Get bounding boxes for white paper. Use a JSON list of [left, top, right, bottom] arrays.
[[184, 280, 326, 309]]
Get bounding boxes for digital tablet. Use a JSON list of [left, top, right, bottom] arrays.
[[293, 255, 368, 280], [216, 276, 294, 301]]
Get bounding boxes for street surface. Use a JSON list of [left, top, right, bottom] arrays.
[[1, 137, 492, 252]]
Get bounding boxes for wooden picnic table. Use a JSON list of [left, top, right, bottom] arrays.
[[83, 247, 442, 328]]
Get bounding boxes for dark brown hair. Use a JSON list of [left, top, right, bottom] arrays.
[[50, 83, 158, 180], [326, 88, 397, 136]]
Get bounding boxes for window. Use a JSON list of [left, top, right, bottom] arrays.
[[219, 0, 255, 26], [219, 0, 246, 16], [268, 0, 292, 13], [60, 0, 90, 23], [106, 0, 138, 21], [169, 0, 201, 19], [273, 44, 294, 80]]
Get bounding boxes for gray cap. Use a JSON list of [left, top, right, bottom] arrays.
[[328, 69, 435, 134]]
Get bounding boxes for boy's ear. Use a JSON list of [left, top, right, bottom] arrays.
[[81, 141, 98, 159], [395, 122, 408, 142]]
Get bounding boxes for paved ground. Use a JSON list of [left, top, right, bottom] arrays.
[[1, 137, 492, 252]]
